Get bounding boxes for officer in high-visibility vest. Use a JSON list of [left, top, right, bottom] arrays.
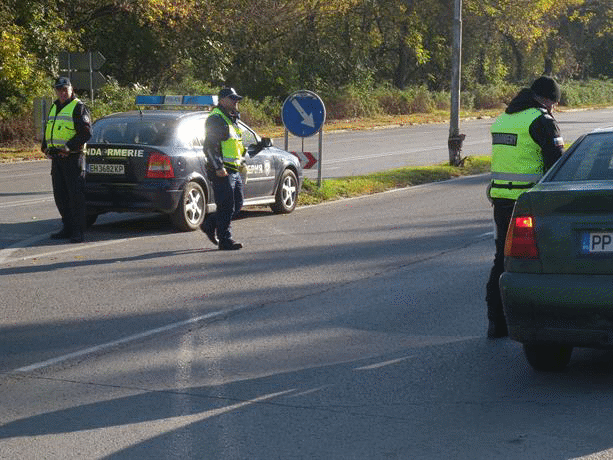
[[486, 76, 564, 338], [201, 87, 247, 250], [41, 77, 92, 243]]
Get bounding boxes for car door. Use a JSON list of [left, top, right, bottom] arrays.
[[239, 122, 277, 199]]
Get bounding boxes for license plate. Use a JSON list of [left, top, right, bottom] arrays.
[[581, 232, 613, 253], [88, 163, 125, 174]]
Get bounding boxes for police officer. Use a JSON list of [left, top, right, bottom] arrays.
[[486, 76, 564, 338], [42, 77, 92, 243], [201, 87, 246, 250]]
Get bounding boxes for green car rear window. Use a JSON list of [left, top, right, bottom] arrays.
[[551, 133, 613, 182]]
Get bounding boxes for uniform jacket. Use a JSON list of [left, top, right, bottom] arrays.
[[204, 105, 242, 172], [41, 96, 92, 154], [502, 88, 564, 171]]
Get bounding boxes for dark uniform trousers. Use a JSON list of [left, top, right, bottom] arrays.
[[210, 171, 244, 243], [486, 198, 516, 325], [51, 154, 86, 237]]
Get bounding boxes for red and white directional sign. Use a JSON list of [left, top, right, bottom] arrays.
[[290, 151, 317, 169]]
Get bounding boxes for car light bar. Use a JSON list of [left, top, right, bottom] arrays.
[[135, 95, 218, 106]]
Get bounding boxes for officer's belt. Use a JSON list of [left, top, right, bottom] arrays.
[[490, 181, 534, 190], [491, 172, 542, 182]]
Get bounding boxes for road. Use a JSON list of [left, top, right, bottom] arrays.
[[285, 107, 613, 178], [1, 111, 613, 458]]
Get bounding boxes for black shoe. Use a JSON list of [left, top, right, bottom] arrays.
[[70, 232, 84, 243], [219, 240, 243, 250], [50, 229, 70, 239], [201, 219, 218, 245], [487, 320, 508, 339]]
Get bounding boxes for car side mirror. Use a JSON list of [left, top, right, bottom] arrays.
[[250, 137, 273, 156]]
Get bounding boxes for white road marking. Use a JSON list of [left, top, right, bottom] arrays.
[[0, 197, 53, 208], [10, 304, 253, 374]]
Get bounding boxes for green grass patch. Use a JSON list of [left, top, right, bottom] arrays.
[[0, 146, 44, 163], [298, 155, 490, 206]]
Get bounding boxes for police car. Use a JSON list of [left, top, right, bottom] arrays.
[[84, 95, 302, 231]]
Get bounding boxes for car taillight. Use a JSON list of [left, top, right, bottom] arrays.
[[146, 153, 174, 178], [504, 215, 539, 259]]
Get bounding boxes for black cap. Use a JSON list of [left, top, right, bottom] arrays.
[[531, 76, 561, 103], [218, 87, 243, 101], [54, 77, 71, 88]]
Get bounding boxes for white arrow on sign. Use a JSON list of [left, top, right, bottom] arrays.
[[291, 98, 315, 128]]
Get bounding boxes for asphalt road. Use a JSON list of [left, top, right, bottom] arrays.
[[283, 107, 613, 179], [2, 111, 613, 458]]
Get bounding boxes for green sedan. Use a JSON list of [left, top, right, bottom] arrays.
[[500, 128, 613, 372]]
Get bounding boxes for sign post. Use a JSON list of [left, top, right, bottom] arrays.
[[59, 51, 106, 104], [282, 90, 326, 186]]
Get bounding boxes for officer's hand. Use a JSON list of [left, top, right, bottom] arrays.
[[216, 168, 228, 177]]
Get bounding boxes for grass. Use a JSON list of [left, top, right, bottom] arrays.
[[0, 145, 45, 162], [298, 155, 491, 206]]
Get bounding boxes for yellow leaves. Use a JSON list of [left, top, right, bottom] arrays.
[[466, 0, 587, 49], [0, 28, 34, 83], [127, 0, 196, 26]]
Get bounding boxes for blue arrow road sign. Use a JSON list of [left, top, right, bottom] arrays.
[[282, 91, 326, 138]]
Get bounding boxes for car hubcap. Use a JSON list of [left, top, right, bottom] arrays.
[[281, 177, 296, 207], [186, 188, 203, 224]]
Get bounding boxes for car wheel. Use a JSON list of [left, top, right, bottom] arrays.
[[170, 181, 205, 231], [270, 169, 298, 214], [523, 343, 573, 372]]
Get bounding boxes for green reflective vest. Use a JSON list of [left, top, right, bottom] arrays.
[[210, 107, 245, 171], [45, 98, 82, 151], [490, 107, 545, 200]]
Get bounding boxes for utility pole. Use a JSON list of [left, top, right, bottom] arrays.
[[448, 0, 465, 166]]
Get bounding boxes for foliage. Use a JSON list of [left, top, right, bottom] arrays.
[[4, 0, 613, 143], [560, 79, 613, 106]]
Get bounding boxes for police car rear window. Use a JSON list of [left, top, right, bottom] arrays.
[[91, 118, 178, 146]]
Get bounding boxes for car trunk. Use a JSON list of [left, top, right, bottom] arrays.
[[525, 182, 613, 275], [86, 143, 151, 184]]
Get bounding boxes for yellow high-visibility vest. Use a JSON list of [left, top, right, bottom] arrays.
[[210, 107, 245, 171], [45, 98, 81, 151], [490, 107, 545, 200]]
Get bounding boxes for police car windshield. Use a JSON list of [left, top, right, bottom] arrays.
[[91, 117, 179, 146]]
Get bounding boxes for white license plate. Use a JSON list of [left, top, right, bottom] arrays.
[[582, 232, 613, 253], [88, 163, 125, 174]]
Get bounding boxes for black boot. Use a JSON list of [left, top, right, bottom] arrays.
[[219, 239, 242, 250], [487, 320, 508, 339], [50, 228, 70, 239]]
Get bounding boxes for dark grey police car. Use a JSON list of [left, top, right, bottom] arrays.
[[84, 95, 302, 231]]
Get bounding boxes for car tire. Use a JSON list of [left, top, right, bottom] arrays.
[[523, 343, 573, 372], [170, 181, 205, 231], [270, 169, 298, 214]]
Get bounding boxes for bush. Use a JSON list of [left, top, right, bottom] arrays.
[[561, 79, 613, 107], [239, 96, 277, 127], [0, 114, 36, 146], [323, 82, 382, 119], [472, 83, 519, 110], [6, 77, 613, 146], [90, 78, 151, 119]]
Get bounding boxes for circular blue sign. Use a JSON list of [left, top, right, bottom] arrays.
[[282, 91, 326, 138]]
